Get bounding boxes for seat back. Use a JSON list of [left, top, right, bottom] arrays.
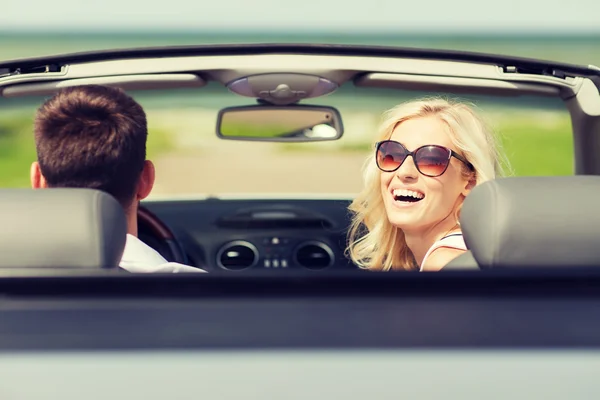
[[460, 176, 600, 268], [0, 188, 126, 269], [443, 250, 479, 270]]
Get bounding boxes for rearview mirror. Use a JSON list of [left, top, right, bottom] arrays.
[[216, 105, 344, 142]]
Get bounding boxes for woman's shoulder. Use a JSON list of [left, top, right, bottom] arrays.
[[420, 231, 467, 271]]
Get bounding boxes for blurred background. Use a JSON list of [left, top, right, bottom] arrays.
[[0, 0, 598, 197]]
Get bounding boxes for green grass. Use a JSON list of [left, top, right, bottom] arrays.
[[0, 112, 37, 187], [495, 114, 573, 176], [147, 127, 174, 158]]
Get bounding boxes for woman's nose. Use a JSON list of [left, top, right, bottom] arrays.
[[396, 156, 419, 180]]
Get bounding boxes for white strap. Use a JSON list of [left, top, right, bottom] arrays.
[[420, 233, 467, 271]]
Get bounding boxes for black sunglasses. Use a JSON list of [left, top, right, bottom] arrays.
[[375, 140, 474, 177]]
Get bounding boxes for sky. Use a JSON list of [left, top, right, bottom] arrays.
[[2, 0, 599, 33]]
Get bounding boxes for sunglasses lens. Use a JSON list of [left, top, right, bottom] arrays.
[[414, 146, 451, 177], [376, 141, 407, 171]]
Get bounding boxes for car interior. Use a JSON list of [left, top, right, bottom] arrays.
[[2, 44, 598, 274]]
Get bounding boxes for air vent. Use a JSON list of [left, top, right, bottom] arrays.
[[217, 209, 333, 230], [216, 241, 259, 271], [294, 241, 334, 270]]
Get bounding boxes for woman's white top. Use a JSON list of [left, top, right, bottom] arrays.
[[419, 232, 467, 271]]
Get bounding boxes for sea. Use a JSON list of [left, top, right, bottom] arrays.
[[1, 30, 598, 65]]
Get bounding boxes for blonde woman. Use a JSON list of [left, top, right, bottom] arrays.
[[347, 98, 506, 271]]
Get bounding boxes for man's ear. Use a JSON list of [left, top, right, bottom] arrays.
[[30, 162, 48, 189], [136, 160, 155, 201]]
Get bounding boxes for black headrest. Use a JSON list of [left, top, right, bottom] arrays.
[[461, 176, 600, 268], [0, 188, 126, 269]]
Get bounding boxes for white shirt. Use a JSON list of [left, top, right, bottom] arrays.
[[119, 234, 207, 273], [420, 233, 467, 271]]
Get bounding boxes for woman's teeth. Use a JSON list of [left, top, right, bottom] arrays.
[[393, 189, 425, 201]]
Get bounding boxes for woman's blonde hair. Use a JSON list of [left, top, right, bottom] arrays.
[[346, 97, 507, 271]]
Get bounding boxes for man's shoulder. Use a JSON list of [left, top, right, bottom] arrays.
[[120, 234, 207, 273], [150, 262, 207, 273]]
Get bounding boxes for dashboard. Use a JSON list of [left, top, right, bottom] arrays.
[[140, 198, 357, 272]]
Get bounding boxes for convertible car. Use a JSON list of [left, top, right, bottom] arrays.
[[1, 44, 600, 398]]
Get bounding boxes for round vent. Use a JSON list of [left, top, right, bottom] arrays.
[[294, 241, 334, 270], [216, 241, 259, 271]]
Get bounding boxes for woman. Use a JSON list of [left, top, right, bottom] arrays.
[[347, 98, 507, 271]]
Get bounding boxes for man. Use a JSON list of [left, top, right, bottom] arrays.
[[30, 85, 205, 273]]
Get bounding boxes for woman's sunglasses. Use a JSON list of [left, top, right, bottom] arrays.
[[375, 140, 474, 177]]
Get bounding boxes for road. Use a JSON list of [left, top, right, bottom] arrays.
[[151, 142, 368, 197], [146, 109, 374, 198]]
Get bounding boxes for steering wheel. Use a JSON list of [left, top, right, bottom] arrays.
[[137, 205, 188, 264]]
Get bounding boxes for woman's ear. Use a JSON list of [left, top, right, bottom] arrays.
[[462, 174, 476, 196]]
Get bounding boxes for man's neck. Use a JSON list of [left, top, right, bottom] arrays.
[[125, 203, 138, 236]]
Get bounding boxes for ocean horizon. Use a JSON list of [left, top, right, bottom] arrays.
[[1, 30, 599, 66]]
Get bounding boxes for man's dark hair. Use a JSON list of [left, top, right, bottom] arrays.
[[34, 85, 147, 207]]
